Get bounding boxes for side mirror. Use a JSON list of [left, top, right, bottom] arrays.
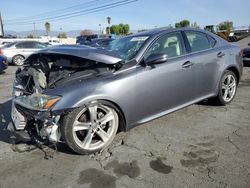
[[144, 53, 168, 65], [248, 43, 250, 46]]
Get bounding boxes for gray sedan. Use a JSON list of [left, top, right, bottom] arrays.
[[9, 28, 243, 154], [0, 41, 49, 65]]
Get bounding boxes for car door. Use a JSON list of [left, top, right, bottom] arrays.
[[15, 42, 34, 56], [183, 31, 224, 98], [136, 32, 197, 122]]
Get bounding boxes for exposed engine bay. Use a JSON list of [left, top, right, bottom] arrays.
[[9, 53, 118, 146]]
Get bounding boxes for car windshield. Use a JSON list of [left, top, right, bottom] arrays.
[[3, 42, 16, 48], [108, 35, 149, 61]]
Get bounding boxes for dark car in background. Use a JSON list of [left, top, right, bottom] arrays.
[[84, 38, 114, 48], [242, 43, 250, 64], [76, 34, 112, 46], [10, 28, 243, 155], [76, 34, 99, 45], [0, 41, 50, 65], [0, 55, 8, 73]]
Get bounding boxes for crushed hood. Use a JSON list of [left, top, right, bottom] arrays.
[[28, 45, 123, 65]]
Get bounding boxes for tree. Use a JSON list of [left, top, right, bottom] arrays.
[[27, 34, 34, 38], [219, 21, 233, 31], [110, 24, 130, 35], [107, 17, 111, 25], [105, 27, 110, 35], [123, 24, 130, 35], [107, 17, 111, 34], [119, 23, 125, 34], [44, 22, 51, 36], [110, 25, 119, 35], [175, 20, 190, 28], [58, 32, 67, 38], [175, 23, 181, 28], [80, 29, 93, 36]]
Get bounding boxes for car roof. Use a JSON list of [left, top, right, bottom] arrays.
[[132, 27, 175, 36], [131, 27, 215, 37]]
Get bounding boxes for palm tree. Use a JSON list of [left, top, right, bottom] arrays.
[[44, 22, 51, 36], [107, 17, 111, 34], [107, 17, 111, 25]]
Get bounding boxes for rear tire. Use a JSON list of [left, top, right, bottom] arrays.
[[61, 101, 119, 155], [12, 55, 25, 66], [214, 70, 237, 105]]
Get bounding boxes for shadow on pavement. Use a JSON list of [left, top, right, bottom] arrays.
[[0, 100, 13, 144], [0, 99, 76, 155]]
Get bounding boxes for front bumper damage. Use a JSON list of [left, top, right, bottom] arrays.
[[8, 81, 62, 144]]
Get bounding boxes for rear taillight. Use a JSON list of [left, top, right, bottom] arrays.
[[0, 49, 2, 54]]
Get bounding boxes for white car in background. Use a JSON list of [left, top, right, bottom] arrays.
[[0, 41, 50, 65]]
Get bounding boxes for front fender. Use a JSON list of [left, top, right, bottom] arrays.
[[45, 72, 137, 126]]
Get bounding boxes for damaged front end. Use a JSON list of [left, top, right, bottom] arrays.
[[9, 48, 122, 145]]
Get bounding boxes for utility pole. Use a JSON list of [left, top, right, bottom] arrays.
[[0, 11, 4, 37], [33, 22, 36, 38]]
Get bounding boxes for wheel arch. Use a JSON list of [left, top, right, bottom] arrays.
[[97, 99, 127, 132], [226, 66, 240, 84], [66, 98, 127, 132]]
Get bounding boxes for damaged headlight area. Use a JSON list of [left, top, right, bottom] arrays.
[[15, 93, 61, 111]]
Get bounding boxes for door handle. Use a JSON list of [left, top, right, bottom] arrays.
[[217, 52, 225, 58], [182, 61, 193, 68]]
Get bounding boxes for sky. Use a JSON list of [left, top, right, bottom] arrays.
[[0, 0, 249, 32]]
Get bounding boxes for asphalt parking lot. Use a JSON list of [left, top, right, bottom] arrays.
[[0, 38, 250, 188]]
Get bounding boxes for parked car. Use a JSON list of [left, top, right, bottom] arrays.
[[0, 55, 8, 72], [84, 38, 114, 48], [242, 43, 250, 64], [0, 41, 12, 48], [0, 41, 50, 65], [9, 28, 243, 154], [76, 34, 111, 45]]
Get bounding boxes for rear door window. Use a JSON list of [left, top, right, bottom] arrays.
[[32, 42, 48, 48], [185, 31, 212, 52], [16, 42, 33, 49]]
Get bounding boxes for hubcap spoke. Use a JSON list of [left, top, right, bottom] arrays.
[[88, 105, 98, 123], [223, 89, 229, 99], [96, 128, 110, 142], [229, 82, 235, 89], [73, 120, 91, 132], [226, 75, 231, 85], [99, 111, 114, 125], [222, 84, 227, 90], [82, 131, 94, 149]]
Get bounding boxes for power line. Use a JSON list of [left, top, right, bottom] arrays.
[[4, 0, 103, 22], [4, 0, 138, 25]]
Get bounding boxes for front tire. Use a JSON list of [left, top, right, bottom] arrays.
[[61, 101, 119, 155], [214, 70, 237, 105]]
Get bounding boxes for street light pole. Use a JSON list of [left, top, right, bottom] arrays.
[[33, 23, 36, 38]]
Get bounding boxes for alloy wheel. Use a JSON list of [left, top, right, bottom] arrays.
[[222, 74, 237, 102], [72, 104, 118, 151], [13, 55, 25, 66]]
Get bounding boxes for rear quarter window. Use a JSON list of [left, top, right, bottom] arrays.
[[207, 35, 216, 47]]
